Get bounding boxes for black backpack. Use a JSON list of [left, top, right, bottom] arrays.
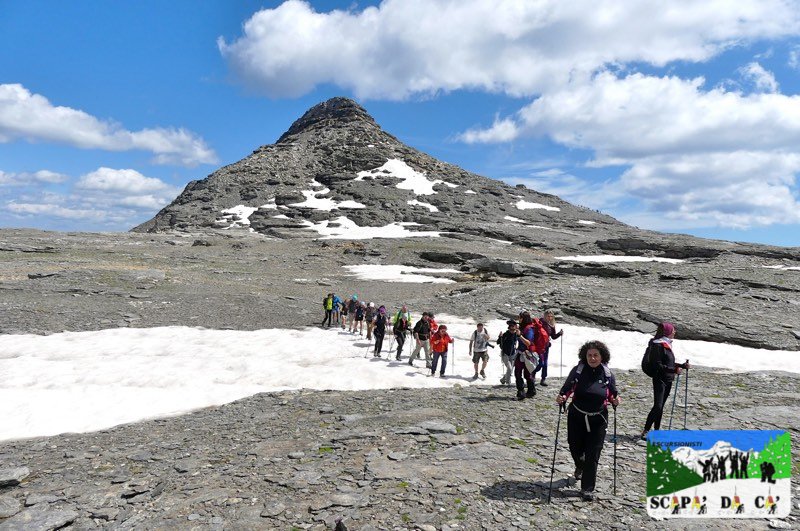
[[641, 344, 657, 378]]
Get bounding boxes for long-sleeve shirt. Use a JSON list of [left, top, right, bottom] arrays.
[[649, 338, 678, 382], [430, 332, 453, 353], [559, 363, 618, 412]]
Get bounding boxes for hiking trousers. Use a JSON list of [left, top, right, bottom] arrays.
[[644, 377, 673, 432], [373, 330, 385, 355], [514, 358, 535, 396], [501, 353, 513, 383], [410, 339, 431, 365], [321, 309, 333, 327], [567, 405, 608, 492], [431, 351, 447, 375], [394, 330, 406, 358]]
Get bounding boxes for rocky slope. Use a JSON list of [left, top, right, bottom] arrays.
[[1, 368, 798, 530]]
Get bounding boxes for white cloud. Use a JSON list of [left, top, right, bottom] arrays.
[[788, 45, 800, 69], [0, 84, 217, 166], [738, 62, 779, 93], [0, 170, 68, 186], [219, 0, 800, 99], [3, 167, 181, 229]]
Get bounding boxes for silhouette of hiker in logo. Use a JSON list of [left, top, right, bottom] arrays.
[[730, 452, 740, 479], [699, 458, 713, 482], [739, 452, 750, 479], [670, 495, 680, 515], [699, 496, 707, 515], [717, 454, 728, 480], [734, 494, 745, 514], [767, 495, 779, 515], [711, 461, 719, 483], [760, 461, 777, 484]]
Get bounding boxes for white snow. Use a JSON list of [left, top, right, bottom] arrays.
[[556, 255, 685, 264], [763, 265, 800, 271], [1, 316, 799, 441], [504, 215, 526, 223], [355, 159, 453, 196], [289, 182, 366, 211], [272, 214, 290, 219], [300, 216, 442, 240], [464, 190, 477, 195], [407, 199, 439, 212], [515, 200, 561, 212], [578, 220, 596, 225], [343, 264, 459, 283], [215, 202, 275, 229]]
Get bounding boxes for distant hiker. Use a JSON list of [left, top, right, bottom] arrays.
[[354, 301, 366, 336], [392, 305, 411, 361], [409, 312, 432, 367], [429, 324, 453, 377], [428, 313, 439, 334], [373, 306, 388, 357], [514, 312, 536, 400], [537, 309, 563, 386], [641, 322, 689, 439], [339, 296, 349, 329], [497, 320, 518, 386], [469, 323, 490, 380], [347, 295, 359, 333], [321, 293, 334, 327], [332, 294, 342, 325], [365, 302, 376, 340], [556, 340, 620, 501]]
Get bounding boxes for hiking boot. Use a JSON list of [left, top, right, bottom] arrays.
[[439, 374, 446, 378], [472, 373, 480, 380], [395, 355, 401, 361], [574, 466, 583, 481], [500, 377, 506, 385], [408, 360, 414, 366], [526, 382, 536, 398], [581, 490, 595, 501], [539, 379, 548, 386], [480, 369, 486, 379], [640, 430, 649, 441], [516, 390, 526, 401]]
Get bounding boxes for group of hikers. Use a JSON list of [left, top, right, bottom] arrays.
[[321, 293, 689, 502]]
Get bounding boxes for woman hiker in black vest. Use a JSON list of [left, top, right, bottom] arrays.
[[641, 322, 689, 439], [556, 340, 620, 501]]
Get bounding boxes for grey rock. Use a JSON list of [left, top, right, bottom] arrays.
[[0, 507, 78, 531], [288, 451, 305, 459], [387, 452, 408, 461], [260, 502, 287, 517], [0, 496, 21, 519], [0, 467, 29, 487], [23, 494, 59, 507], [418, 421, 457, 434]]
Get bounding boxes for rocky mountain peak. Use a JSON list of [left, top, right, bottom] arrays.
[[277, 97, 379, 143]]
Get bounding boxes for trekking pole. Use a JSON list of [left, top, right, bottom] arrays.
[[548, 402, 566, 504], [613, 404, 617, 496], [668, 372, 681, 430], [388, 332, 395, 357], [683, 360, 689, 430], [451, 339, 455, 375], [559, 332, 564, 379], [364, 336, 372, 359]]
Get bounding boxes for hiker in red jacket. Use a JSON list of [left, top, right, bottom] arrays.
[[538, 309, 563, 386], [429, 324, 454, 377]]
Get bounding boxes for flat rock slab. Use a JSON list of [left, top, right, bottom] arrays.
[[0, 507, 78, 531], [0, 468, 29, 488], [729, 406, 800, 430], [0, 496, 21, 519]]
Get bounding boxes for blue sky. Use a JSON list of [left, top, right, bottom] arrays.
[[2, 1, 800, 247]]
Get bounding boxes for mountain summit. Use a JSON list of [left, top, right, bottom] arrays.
[[132, 97, 619, 246]]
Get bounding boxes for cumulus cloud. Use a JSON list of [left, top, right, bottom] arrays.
[[0, 170, 68, 186], [219, 0, 800, 99], [464, 73, 800, 227], [738, 62, 780, 93], [2, 167, 181, 230], [0, 84, 217, 166]]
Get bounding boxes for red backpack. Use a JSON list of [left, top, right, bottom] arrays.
[[530, 318, 550, 355]]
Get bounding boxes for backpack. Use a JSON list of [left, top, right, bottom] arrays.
[[524, 319, 549, 355], [641, 344, 657, 377]]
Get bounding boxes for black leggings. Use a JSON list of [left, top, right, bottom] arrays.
[[374, 330, 385, 355], [644, 378, 673, 431], [395, 331, 406, 356], [567, 406, 608, 492], [321, 309, 332, 327]]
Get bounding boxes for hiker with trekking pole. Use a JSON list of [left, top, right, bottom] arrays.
[[392, 305, 411, 361], [640, 322, 690, 439], [429, 324, 453, 378], [555, 340, 620, 501]]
